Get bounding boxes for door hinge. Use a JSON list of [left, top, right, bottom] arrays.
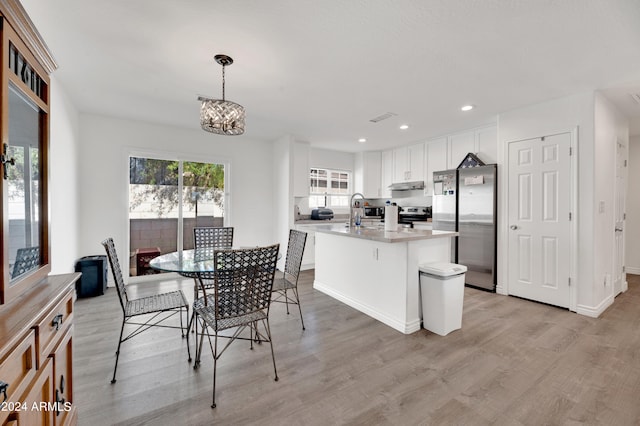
[[568, 277, 571, 287], [569, 147, 573, 156], [623, 266, 626, 273], [624, 213, 626, 220], [569, 212, 572, 221], [624, 160, 627, 167]]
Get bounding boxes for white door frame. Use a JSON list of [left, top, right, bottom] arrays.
[[613, 137, 628, 295], [502, 128, 578, 312]]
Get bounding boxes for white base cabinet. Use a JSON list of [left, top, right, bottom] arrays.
[[295, 224, 317, 270]]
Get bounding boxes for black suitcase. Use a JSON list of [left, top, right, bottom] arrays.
[[74, 255, 108, 297]]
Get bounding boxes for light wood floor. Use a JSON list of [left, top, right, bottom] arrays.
[[73, 272, 640, 425]]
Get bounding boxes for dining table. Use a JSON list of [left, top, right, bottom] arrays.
[[149, 247, 220, 277]]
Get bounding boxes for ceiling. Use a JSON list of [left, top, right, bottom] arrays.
[[20, 0, 640, 152]]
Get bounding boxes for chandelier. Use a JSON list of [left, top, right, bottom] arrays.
[[198, 54, 245, 135]]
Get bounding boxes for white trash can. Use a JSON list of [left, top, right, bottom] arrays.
[[419, 262, 467, 336]]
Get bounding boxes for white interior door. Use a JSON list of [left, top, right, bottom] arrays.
[[507, 133, 571, 308], [613, 139, 627, 296]]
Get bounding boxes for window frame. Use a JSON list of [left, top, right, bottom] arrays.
[[308, 167, 351, 210]]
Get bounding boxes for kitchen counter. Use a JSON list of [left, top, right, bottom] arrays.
[[313, 224, 457, 334], [313, 223, 456, 243]]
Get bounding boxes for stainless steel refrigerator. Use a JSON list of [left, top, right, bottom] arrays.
[[432, 165, 497, 291]]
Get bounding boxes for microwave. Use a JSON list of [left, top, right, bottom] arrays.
[[364, 207, 384, 217]]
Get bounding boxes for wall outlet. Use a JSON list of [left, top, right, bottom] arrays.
[[599, 201, 605, 213]]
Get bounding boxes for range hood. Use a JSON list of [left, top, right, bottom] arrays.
[[388, 180, 425, 191]]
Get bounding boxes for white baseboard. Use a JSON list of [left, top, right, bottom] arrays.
[[313, 279, 420, 334], [575, 294, 614, 318], [625, 266, 640, 275]]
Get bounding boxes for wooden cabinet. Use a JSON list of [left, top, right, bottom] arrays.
[[292, 142, 310, 197], [424, 137, 448, 195], [392, 143, 424, 183], [0, 274, 79, 426], [1, 0, 57, 306]]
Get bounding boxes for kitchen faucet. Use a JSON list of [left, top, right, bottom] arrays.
[[350, 192, 364, 228]]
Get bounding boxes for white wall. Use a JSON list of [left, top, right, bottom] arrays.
[[593, 92, 629, 302], [49, 76, 81, 273], [77, 114, 275, 273], [310, 147, 354, 171], [626, 135, 640, 273], [273, 135, 293, 269], [498, 91, 596, 311]]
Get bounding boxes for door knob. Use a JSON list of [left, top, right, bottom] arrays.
[[615, 227, 623, 232], [510, 225, 518, 230]]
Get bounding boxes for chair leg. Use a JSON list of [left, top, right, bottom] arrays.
[[183, 306, 192, 362], [284, 289, 290, 314], [293, 287, 305, 330], [211, 333, 218, 409], [195, 317, 205, 369], [263, 319, 278, 382], [111, 318, 126, 384]]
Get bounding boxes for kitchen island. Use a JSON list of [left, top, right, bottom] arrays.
[[313, 224, 457, 334]]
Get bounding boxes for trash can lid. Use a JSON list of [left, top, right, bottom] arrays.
[[419, 262, 467, 277]]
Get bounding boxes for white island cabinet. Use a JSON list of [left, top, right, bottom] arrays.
[[313, 225, 457, 334]]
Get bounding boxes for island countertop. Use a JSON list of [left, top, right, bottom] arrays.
[[312, 223, 457, 243]]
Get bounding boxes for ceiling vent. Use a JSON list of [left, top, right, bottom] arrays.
[[630, 93, 640, 105], [369, 112, 397, 123]]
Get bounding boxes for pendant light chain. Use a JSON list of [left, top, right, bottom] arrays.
[[221, 63, 226, 101]]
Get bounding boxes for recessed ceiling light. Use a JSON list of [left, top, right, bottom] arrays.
[[399, 124, 409, 130], [461, 105, 474, 111], [358, 138, 367, 143]]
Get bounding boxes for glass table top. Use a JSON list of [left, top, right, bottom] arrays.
[[149, 247, 281, 275]]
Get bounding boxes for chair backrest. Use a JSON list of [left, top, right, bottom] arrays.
[[194, 227, 234, 249], [11, 246, 39, 279], [283, 229, 307, 281], [101, 238, 128, 312], [205, 244, 279, 321]]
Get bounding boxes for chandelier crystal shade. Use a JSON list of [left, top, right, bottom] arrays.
[[199, 54, 245, 135]]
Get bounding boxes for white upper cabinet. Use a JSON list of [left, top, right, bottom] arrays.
[[292, 141, 310, 197], [475, 125, 498, 164], [424, 137, 448, 195], [354, 151, 382, 198], [381, 149, 394, 198], [448, 131, 475, 169], [392, 143, 424, 183]]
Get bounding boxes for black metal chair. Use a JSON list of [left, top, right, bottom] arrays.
[[193, 244, 280, 408], [271, 229, 307, 330], [101, 238, 191, 384], [194, 226, 234, 250], [11, 246, 39, 279], [190, 227, 235, 333]]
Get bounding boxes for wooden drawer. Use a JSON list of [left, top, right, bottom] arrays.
[[0, 330, 37, 425], [50, 326, 74, 426], [9, 358, 54, 426], [35, 290, 74, 368]]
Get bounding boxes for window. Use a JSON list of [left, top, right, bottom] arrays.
[[128, 155, 226, 277], [309, 168, 350, 209]]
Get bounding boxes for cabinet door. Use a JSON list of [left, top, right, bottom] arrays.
[[13, 359, 54, 426], [475, 126, 497, 164], [51, 327, 73, 426], [292, 142, 310, 197], [392, 147, 409, 182], [407, 143, 424, 181], [295, 226, 316, 270], [425, 138, 448, 195], [448, 131, 476, 169], [381, 150, 394, 198], [362, 152, 382, 198]]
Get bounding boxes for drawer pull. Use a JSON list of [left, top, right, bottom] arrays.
[[0, 380, 8, 402], [52, 314, 64, 330], [60, 374, 65, 393]]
